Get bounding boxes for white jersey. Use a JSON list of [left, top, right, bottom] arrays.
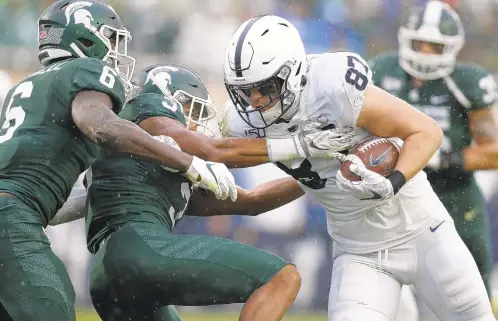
[[220, 52, 450, 254]]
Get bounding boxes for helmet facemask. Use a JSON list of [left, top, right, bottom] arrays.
[[398, 28, 463, 80], [173, 90, 217, 137], [225, 63, 298, 130], [98, 24, 135, 92]]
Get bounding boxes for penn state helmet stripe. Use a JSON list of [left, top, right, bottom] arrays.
[[422, 1, 443, 27], [234, 15, 264, 77]]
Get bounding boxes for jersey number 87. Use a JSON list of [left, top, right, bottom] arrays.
[[345, 55, 369, 91]]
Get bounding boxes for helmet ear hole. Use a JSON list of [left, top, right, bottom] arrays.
[[78, 38, 94, 48]]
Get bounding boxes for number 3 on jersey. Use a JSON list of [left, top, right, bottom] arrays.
[[0, 81, 33, 143], [345, 55, 369, 91]]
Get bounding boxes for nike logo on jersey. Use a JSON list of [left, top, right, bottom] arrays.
[[430, 220, 445, 232], [369, 147, 393, 167], [429, 95, 449, 105]]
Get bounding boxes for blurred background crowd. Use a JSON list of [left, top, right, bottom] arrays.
[[0, 0, 497, 319]]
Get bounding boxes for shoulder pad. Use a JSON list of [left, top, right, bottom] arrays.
[[121, 93, 186, 125]]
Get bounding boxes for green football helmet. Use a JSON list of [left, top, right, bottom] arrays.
[[38, 0, 135, 89], [135, 64, 217, 136], [398, 0, 464, 80]]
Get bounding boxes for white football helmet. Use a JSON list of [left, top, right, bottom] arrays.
[[398, 0, 464, 80], [224, 15, 307, 129]]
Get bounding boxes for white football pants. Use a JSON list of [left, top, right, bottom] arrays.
[[328, 220, 495, 321]]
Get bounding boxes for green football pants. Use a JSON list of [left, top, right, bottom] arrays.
[[89, 221, 290, 321]]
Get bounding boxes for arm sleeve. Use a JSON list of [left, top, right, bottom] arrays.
[[457, 65, 497, 110], [328, 52, 373, 127]]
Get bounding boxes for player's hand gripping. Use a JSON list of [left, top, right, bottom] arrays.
[[334, 154, 395, 201], [267, 120, 356, 161], [184, 157, 238, 201]]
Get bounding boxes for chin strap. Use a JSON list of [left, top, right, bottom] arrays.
[[38, 48, 73, 66]]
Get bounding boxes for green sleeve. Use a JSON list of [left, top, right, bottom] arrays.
[[120, 93, 186, 126], [451, 64, 497, 110], [61, 58, 126, 114]]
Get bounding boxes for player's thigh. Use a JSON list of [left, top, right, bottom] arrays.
[[90, 221, 289, 311], [328, 253, 401, 321], [0, 198, 75, 321], [414, 221, 494, 321]]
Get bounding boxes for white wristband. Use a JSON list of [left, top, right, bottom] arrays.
[[266, 137, 305, 162]]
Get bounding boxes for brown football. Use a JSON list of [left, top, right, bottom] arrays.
[[340, 138, 399, 181]]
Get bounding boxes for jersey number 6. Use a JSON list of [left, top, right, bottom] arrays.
[[0, 81, 33, 143], [345, 55, 369, 91]]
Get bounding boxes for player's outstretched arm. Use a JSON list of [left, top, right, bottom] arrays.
[[139, 116, 354, 168], [72, 90, 193, 172], [72, 91, 238, 200], [464, 106, 498, 170], [357, 84, 443, 181], [185, 177, 305, 217]]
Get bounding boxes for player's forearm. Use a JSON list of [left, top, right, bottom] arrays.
[[186, 177, 304, 217], [396, 128, 443, 180], [72, 99, 193, 172], [209, 138, 269, 168], [462, 143, 498, 171], [49, 187, 87, 226], [186, 187, 251, 216], [100, 120, 191, 168], [93, 118, 192, 173], [139, 117, 269, 168], [243, 177, 305, 215]]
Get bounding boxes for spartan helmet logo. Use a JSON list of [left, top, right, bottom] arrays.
[[65, 1, 94, 29], [145, 66, 179, 97]]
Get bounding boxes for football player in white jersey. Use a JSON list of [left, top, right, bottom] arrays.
[[221, 15, 496, 321]]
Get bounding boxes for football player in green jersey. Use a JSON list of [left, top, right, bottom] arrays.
[[84, 64, 314, 321], [0, 0, 245, 320], [370, 0, 497, 304]]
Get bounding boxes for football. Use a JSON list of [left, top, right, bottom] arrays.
[[340, 138, 400, 181]]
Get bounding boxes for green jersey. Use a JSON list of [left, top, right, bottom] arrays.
[[0, 58, 125, 224], [370, 53, 497, 192], [86, 93, 192, 254]]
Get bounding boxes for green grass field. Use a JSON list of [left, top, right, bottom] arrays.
[[76, 309, 327, 321]]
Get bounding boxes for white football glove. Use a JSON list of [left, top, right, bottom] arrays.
[[183, 156, 237, 201], [267, 126, 356, 162], [335, 154, 394, 201]]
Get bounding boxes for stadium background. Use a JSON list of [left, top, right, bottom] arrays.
[[0, 0, 497, 320]]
